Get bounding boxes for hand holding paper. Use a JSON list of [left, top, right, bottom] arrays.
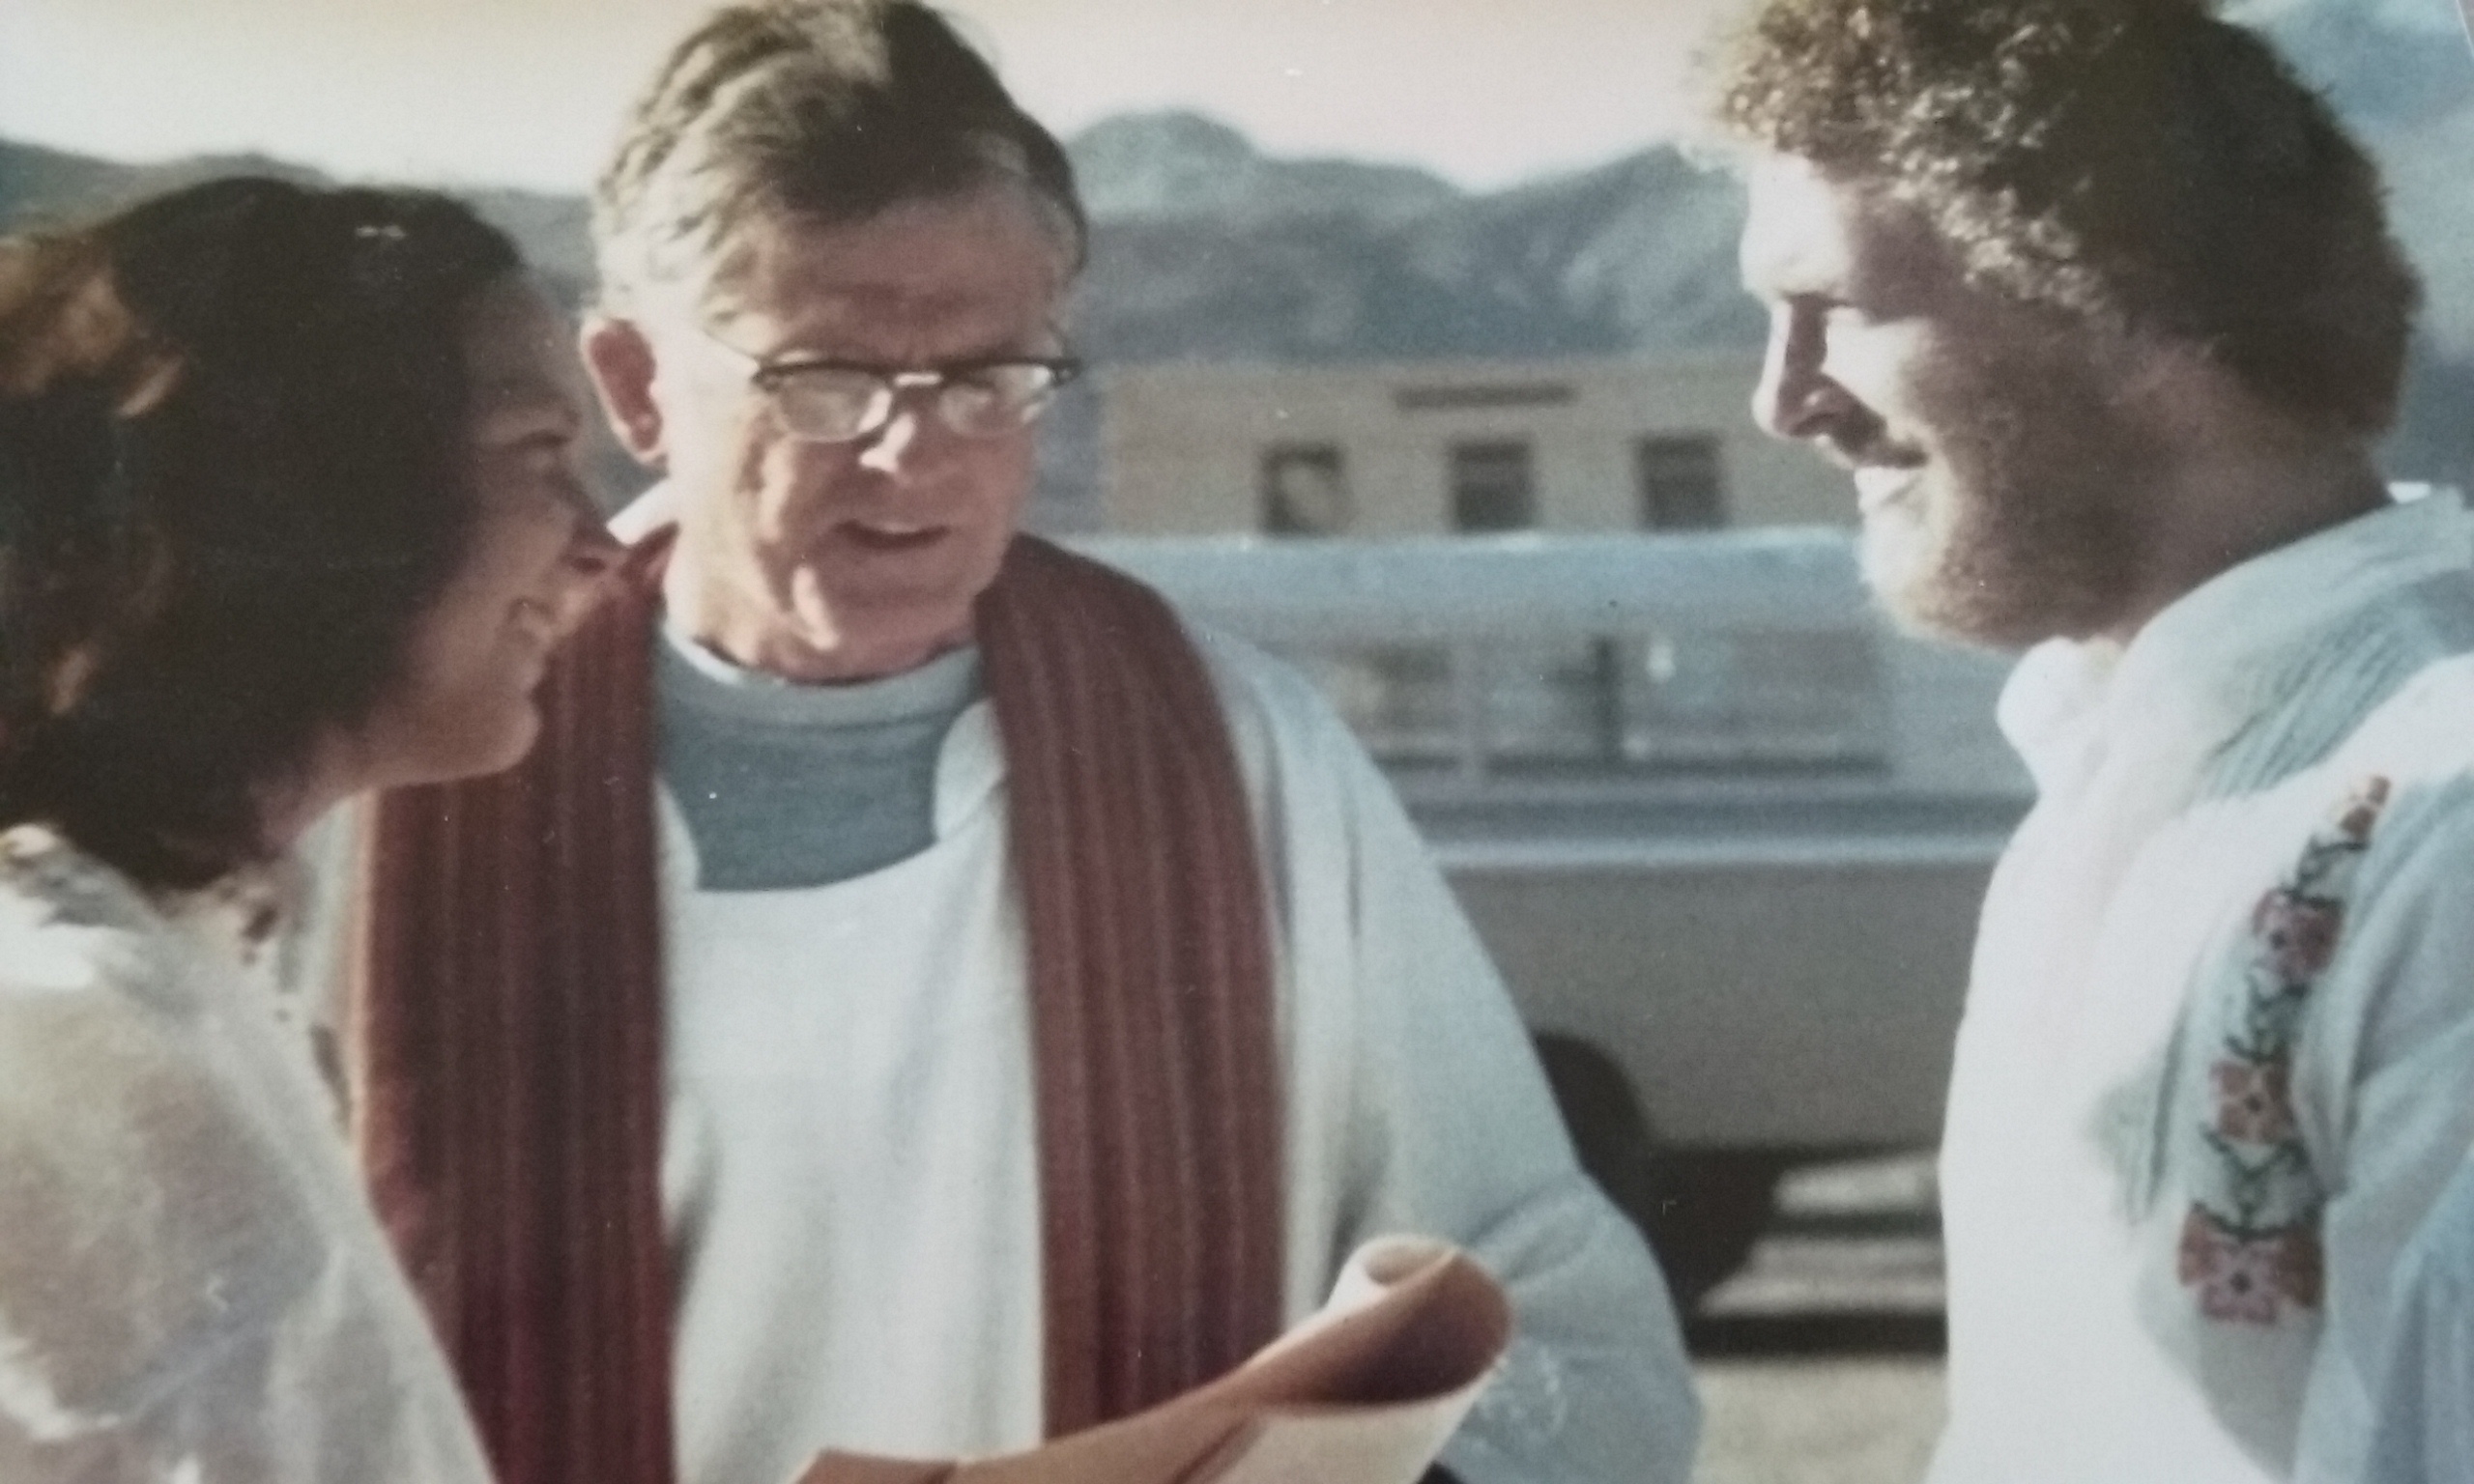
[[796, 1236, 1510, 1484]]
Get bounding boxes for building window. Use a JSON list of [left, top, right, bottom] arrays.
[[1261, 443, 1353, 536], [1637, 435, 1726, 529], [1450, 440, 1536, 531]]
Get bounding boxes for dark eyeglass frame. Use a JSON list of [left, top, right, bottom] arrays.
[[700, 327, 1083, 444]]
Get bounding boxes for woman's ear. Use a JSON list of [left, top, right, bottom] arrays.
[[579, 316, 668, 471]]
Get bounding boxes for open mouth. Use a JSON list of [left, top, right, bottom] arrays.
[[839, 519, 950, 554]]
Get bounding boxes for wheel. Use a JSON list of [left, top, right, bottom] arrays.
[[1641, 1151, 1786, 1311], [1532, 1034, 1785, 1310]]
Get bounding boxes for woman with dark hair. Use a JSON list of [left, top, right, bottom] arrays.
[[0, 176, 618, 1480]]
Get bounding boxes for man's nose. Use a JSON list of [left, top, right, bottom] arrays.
[[1750, 304, 1855, 443], [854, 394, 931, 476]]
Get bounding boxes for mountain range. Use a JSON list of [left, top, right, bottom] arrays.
[[5, 0, 2471, 519]]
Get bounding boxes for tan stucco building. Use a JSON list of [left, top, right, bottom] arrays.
[[1099, 353, 1853, 535]]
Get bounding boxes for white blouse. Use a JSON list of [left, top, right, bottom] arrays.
[[0, 824, 495, 1484]]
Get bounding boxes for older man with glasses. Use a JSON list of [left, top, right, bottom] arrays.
[[344, 6, 1698, 1484]]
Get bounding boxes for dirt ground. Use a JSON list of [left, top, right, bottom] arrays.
[[1685, 1153, 1947, 1483], [1691, 1357, 1945, 1484]]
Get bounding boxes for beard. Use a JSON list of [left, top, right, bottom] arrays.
[[1860, 332, 2156, 651]]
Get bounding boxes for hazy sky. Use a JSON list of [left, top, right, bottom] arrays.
[[0, 0, 1738, 194]]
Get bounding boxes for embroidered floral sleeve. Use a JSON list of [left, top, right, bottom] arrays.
[[2177, 776, 2391, 1326]]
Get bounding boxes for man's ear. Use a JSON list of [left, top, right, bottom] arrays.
[[580, 315, 668, 471], [2110, 331, 2239, 452]]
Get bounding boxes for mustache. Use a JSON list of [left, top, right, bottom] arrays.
[[1812, 405, 1924, 473]]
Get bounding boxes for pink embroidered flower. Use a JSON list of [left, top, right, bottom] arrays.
[[2334, 776, 2392, 843], [2278, 1225, 2326, 1309], [2178, 1208, 2322, 1325], [2251, 889, 2343, 983], [2209, 1059, 2295, 1144]]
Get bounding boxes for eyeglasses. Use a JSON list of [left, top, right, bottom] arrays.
[[700, 328, 1082, 444]]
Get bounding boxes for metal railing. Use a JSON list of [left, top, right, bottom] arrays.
[[1072, 528, 2017, 795]]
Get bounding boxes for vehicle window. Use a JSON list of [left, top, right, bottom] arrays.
[[1271, 625, 1889, 781], [1270, 643, 1465, 766]]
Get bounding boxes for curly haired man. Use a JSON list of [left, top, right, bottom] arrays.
[[1714, 2, 2474, 1480]]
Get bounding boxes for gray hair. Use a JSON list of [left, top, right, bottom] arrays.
[[591, 0, 1087, 310]]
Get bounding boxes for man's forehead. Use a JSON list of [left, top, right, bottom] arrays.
[[1739, 154, 1858, 294], [702, 192, 1069, 335], [1739, 154, 1955, 304], [729, 276, 1004, 326]]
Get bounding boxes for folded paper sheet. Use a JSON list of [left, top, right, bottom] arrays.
[[796, 1237, 1511, 1484]]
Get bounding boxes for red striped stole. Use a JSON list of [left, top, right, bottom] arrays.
[[350, 533, 1284, 1484]]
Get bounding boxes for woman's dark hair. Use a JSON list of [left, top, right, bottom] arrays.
[[0, 176, 522, 888]]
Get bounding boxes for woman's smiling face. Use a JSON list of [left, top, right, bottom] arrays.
[[356, 275, 620, 785]]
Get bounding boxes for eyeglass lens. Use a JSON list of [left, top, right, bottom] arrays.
[[768, 365, 1068, 442]]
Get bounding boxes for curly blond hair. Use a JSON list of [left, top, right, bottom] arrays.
[[1712, 0, 2418, 435]]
